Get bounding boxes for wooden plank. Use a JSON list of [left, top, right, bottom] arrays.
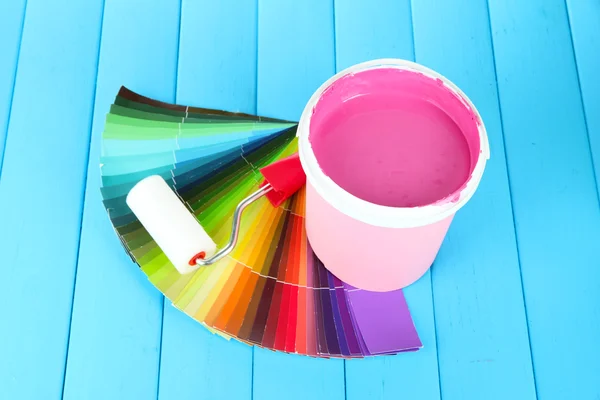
[[0, 0, 27, 174], [566, 0, 600, 195], [411, 1, 537, 399], [334, 1, 441, 399], [488, 0, 600, 398], [61, 0, 180, 398], [334, 0, 414, 71], [159, 309, 253, 399], [254, 349, 345, 400], [256, 0, 335, 121], [346, 279, 440, 400], [0, 0, 103, 398], [156, 0, 255, 398], [176, 0, 258, 114], [254, 1, 344, 399]]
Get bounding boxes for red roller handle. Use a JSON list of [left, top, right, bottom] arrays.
[[259, 153, 306, 207]]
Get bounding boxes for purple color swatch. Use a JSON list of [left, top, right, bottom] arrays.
[[344, 283, 422, 355]]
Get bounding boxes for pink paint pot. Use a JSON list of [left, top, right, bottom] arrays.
[[297, 59, 489, 292]]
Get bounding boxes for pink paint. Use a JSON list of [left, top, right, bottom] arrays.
[[309, 67, 481, 208]]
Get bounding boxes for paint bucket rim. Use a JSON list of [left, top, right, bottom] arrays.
[[297, 58, 490, 229]]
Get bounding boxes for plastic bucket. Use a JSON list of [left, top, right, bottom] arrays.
[[297, 59, 489, 292]]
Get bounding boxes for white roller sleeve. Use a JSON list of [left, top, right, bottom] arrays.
[[126, 175, 217, 274]]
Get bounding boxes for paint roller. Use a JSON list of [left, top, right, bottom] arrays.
[[126, 153, 306, 274]]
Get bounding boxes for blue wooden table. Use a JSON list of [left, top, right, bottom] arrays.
[[1, 0, 598, 399]]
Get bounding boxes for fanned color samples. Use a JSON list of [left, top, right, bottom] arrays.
[[100, 87, 422, 358]]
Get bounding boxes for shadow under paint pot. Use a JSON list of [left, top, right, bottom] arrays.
[[297, 59, 490, 292]]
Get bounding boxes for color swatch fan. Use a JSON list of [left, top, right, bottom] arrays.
[[100, 87, 422, 357]]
